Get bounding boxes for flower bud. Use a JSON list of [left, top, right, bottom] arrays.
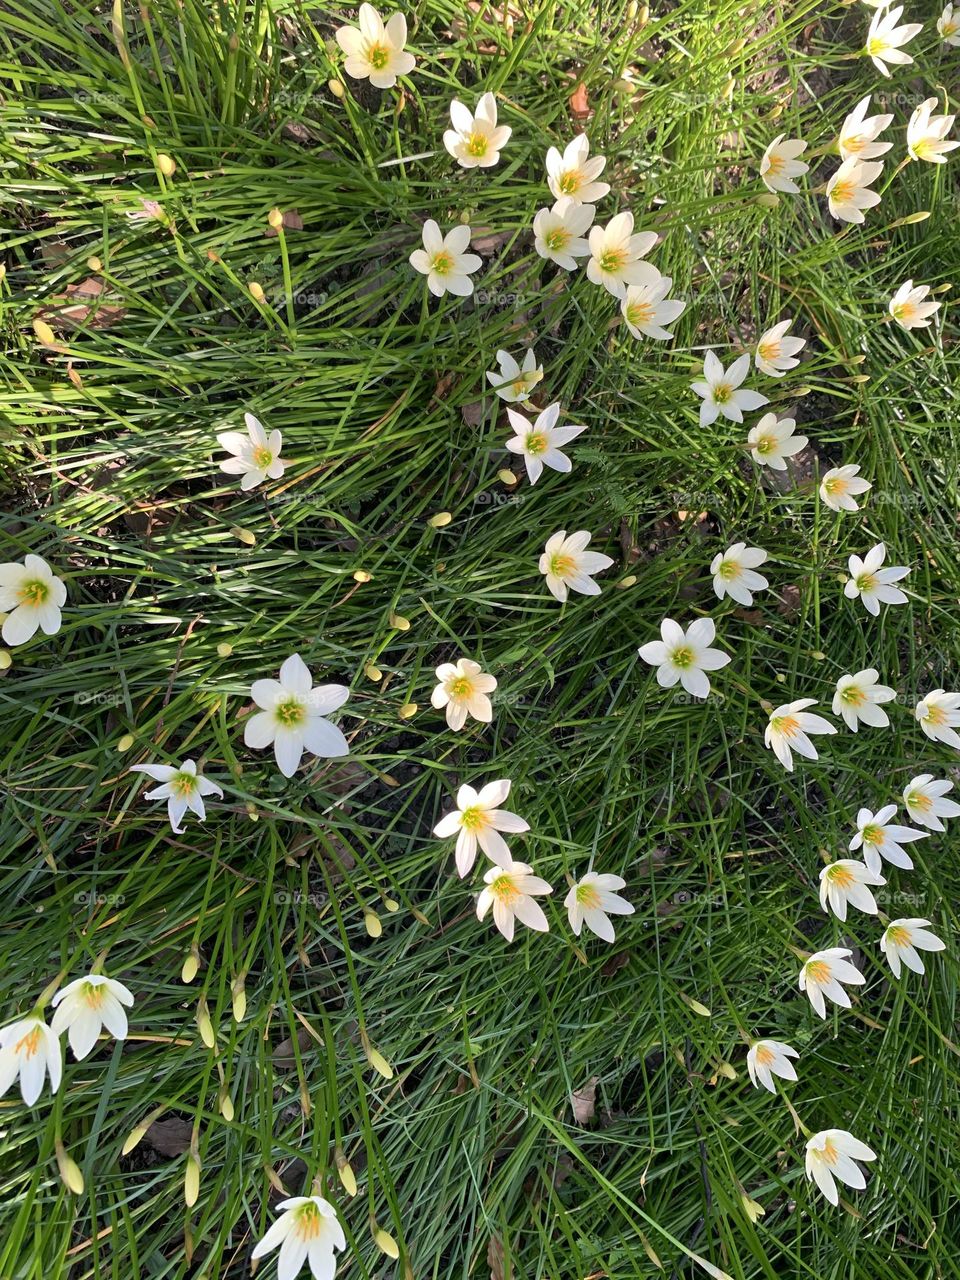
[[156, 153, 176, 177], [428, 511, 452, 528]]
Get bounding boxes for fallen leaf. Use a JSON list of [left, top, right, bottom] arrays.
[[571, 1075, 598, 1124], [142, 1117, 192, 1157]]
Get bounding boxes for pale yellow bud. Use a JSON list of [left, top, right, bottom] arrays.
[[181, 946, 200, 984], [231, 974, 247, 1022], [328, 79, 345, 98], [367, 1047, 393, 1079], [267, 207, 284, 229], [374, 1228, 400, 1259], [217, 642, 233, 658], [33, 318, 57, 346], [389, 612, 410, 630], [117, 733, 135, 753], [184, 1155, 201, 1207], [364, 663, 382, 682], [121, 1123, 148, 1156], [428, 511, 452, 528], [364, 910, 382, 938], [0, 650, 11, 670], [755, 193, 780, 209], [56, 1141, 84, 1194], [497, 469, 517, 485], [156, 153, 176, 177], [398, 702, 417, 720], [230, 526, 256, 546], [87, 256, 102, 272], [352, 569, 372, 583], [197, 999, 216, 1049], [336, 1149, 358, 1196], [219, 1091, 235, 1121], [248, 281, 265, 301]]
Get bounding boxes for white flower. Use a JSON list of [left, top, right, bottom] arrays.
[[129, 758, 224, 834], [0, 1014, 62, 1106], [907, 96, 959, 163], [764, 699, 836, 772], [218, 413, 286, 492], [798, 947, 865, 1018], [251, 1195, 346, 1280], [880, 918, 946, 978], [888, 279, 940, 330], [476, 858, 553, 942], [915, 689, 960, 748], [838, 95, 894, 161], [433, 779, 528, 876], [546, 134, 610, 204], [50, 974, 134, 1060], [409, 220, 482, 298], [818, 859, 885, 921], [865, 4, 922, 76], [243, 654, 350, 778], [335, 4, 415, 89], [850, 804, 928, 873], [902, 773, 960, 831], [539, 530, 613, 603], [691, 352, 768, 427], [820, 463, 872, 512], [746, 1039, 799, 1093], [754, 319, 805, 377], [843, 543, 909, 616], [533, 198, 595, 270], [710, 544, 768, 607], [805, 1130, 876, 1206], [564, 873, 634, 942], [586, 211, 658, 296], [826, 156, 883, 224], [505, 402, 586, 485], [443, 92, 511, 168], [485, 348, 543, 402], [759, 135, 809, 193], [0, 554, 66, 646], [747, 414, 808, 470], [621, 274, 686, 340], [638, 617, 731, 700], [938, 2, 960, 43], [430, 658, 497, 731], [831, 669, 896, 732]]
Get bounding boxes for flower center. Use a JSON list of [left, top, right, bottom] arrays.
[[466, 131, 488, 157], [866, 36, 888, 56], [855, 571, 878, 593], [367, 42, 390, 69], [557, 170, 581, 195], [840, 684, 865, 706], [754, 1044, 775, 1067], [825, 475, 848, 496], [18, 578, 49, 607], [460, 805, 488, 833], [831, 178, 856, 204], [906, 789, 931, 811], [669, 645, 695, 669], [431, 251, 454, 277], [598, 248, 627, 274], [844, 133, 865, 154], [886, 924, 911, 946], [512, 379, 529, 396], [818, 1137, 839, 1166], [712, 382, 732, 404], [448, 675, 474, 699], [548, 552, 576, 578], [755, 434, 775, 455], [14, 1025, 42, 1058], [772, 714, 799, 739], [805, 959, 830, 985], [545, 227, 571, 252], [758, 338, 780, 360], [252, 446, 273, 470], [526, 432, 548, 456], [489, 873, 520, 904], [826, 864, 855, 890], [627, 300, 654, 326], [294, 1202, 325, 1241], [861, 823, 884, 847], [80, 981, 108, 1008], [575, 882, 602, 909], [718, 558, 741, 581], [765, 153, 784, 175], [171, 770, 199, 797], [893, 301, 918, 323], [275, 697, 306, 728], [921, 702, 947, 726]]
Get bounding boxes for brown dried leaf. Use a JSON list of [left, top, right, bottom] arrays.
[[571, 1076, 598, 1124], [143, 1117, 192, 1157], [461, 400, 485, 427], [273, 1025, 314, 1069], [264, 209, 304, 237]]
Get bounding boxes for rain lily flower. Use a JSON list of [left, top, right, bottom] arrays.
[[539, 530, 613, 602], [710, 543, 768, 607], [831, 669, 896, 732], [798, 947, 865, 1018], [805, 1130, 876, 1206], [0, 1014, 61, 1106], [564, 873, 634, 942], [915, 689, 960, 748], [476, 858, 553, 942], [0, 554, 66, 646], [533, 198, 595, 270], [865, 4, 922, 76], [755, 319, 805, 376], [764, 699, 836, 772], [243, 654, 350, 778], [747, 414, 807, 470], [218, 413, 286, 492], [938, 2, 960, 42], [620, 274, 686, 340], [902, 774, 960, 831], [906, 97, 959, 163], [691, 352, 768, 426], [335, 4, 415, 89], [759, 135, 809, 193], [50, 974, 134, 1060], [638, 617, 731, 700], [251, 1196, 346, 1280], [850, 805, 927, 873], [826, 156, 883, 224], [843, 543, 909, 616], [485, 348, 543, 402], [430, 658, 497, 731], [838, 95, 893, 161], [546, 134, 610, 204], [443, 92, 511, 168], [746, 1039, 799, 1093], [129, 758, 223, 834], [880, 918, 946, 977], [505, 402, 586, 485], [409, 220, 482, 298], [888, 280, 940, 330], [433, 779, 528, 876], [586, 211, 657, 296], [819, 463, 872, 513], [818, 859, 885, 921]]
